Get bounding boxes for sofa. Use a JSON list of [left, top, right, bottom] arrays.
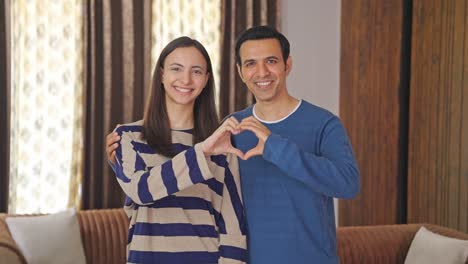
[[1, 208, 467, 264]]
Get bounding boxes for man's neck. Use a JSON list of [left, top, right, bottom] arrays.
[[254, 95, 300, 122]]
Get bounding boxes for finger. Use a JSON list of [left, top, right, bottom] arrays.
[[223, 118, 241, 133], [110, 151, 117, 164], [106, 132, 115, 142], [228, 116, 240, 126], [227, 147, 245, 160], [221, 123, 241, 135], [244, 148, 261, 160], [107, 133, 120, 146], [111, 142, 119, 151], [239, 122, 261, 135], [241, 117, 265, 128], [107, 136, 120, 148], [226, 124, 241, 134], [107, 143, 119, 159]]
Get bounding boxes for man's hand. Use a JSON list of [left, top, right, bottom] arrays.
[[239, 116, 271, 160], [202, 117, 245, 159], [106, 131, 120, 165]]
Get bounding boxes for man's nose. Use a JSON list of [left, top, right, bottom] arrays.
[[257, 62, 269, 77]]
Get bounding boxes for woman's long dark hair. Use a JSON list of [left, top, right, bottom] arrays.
[[142, 36, 219, 157]]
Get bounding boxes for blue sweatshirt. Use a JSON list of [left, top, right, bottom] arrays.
[[231, 100, 360, 264]]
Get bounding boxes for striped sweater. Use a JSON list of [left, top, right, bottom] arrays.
[[113, 120, 247, 264]]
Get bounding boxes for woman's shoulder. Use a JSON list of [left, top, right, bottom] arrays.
[[114, 120, 144, 134]]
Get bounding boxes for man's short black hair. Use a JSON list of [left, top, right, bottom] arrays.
[[235, 25, 290, 66]]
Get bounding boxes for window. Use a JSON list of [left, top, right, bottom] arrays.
[[9, 0, 221, 214], [9, 0, 84, 214], [152, 0, 221, 103]]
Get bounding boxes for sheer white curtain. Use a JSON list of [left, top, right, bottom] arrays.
[[9, 0, 84, 214], [8, 0, 221, 214], [152, 0, 221, 103]]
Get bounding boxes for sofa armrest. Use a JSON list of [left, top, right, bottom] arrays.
[[337, 223, 468, 264], [0, 214, 27, 264], [77, 209, 129, 264]]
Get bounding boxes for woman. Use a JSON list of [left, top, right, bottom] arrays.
[[111, 37, 246, 264]]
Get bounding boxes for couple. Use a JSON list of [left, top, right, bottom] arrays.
[[107, 26, 360, 264]]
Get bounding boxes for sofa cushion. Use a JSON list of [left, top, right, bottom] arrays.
[[405, 226, 468, 264], [5, 209, 86, 264]]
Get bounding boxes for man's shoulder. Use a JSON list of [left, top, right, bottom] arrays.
[[225, 106, 254, 121], [299, 100, 336, 120]]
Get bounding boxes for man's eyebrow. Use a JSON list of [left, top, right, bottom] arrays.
[[265, 56, 280, 60], [243, 56, 280, 65], [242, 59, 256, 65]]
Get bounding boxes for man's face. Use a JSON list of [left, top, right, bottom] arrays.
[[237, 38, 291, 103]]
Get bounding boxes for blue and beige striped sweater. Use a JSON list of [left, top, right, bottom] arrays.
[[113, 120, 247, 264]]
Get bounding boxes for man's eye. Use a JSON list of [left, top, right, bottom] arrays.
[[170, 67, 181, 72], [267, 59, 277, 64]]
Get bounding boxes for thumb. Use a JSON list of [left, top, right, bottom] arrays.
[[227, 147, 245, 160], [243, 148, 261, 160]]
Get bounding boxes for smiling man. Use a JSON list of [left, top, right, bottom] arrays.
[[106, 26, 360, 264], [227, 26, 360, 264]]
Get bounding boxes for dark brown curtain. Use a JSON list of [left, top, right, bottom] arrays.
[[219, 0, 282, 118], [82, 0, 152, 209], [0, 0, 11, 213]]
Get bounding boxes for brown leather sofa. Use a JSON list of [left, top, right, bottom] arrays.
[[1, 208, 467, 264]]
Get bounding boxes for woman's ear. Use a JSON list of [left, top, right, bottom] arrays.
[[160, 67, 164, 82], [203, 72, 210, 88]]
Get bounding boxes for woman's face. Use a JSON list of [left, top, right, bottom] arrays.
[[161, 46, 210, 108]]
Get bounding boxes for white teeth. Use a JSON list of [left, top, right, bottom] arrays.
[[175, 87, 192, 93], [256, 81, 271, 86]]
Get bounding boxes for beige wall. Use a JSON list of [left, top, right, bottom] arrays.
[[282, 0, 340, 115], [282, 0, 341, 225]]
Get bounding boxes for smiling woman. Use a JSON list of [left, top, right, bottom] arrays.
[[111, 37, 247, 264]]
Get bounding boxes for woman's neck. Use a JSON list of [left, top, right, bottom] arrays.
[[166, 102, 194, 130]]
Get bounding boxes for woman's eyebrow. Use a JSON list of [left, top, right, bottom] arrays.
[[168, 62, 184, 67]]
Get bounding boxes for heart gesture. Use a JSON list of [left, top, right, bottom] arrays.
[[238, 116, 271, 160], [202, 117, 245, 159], [202, 116, 272, 160]]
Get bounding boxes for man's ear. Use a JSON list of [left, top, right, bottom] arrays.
[[237, 64, 245, 81], [285, 56, 292, 75]]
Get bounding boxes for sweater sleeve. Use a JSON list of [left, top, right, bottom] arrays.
[[263, 116, 360, 199], [114, 127, 214, 205], [211, 154, 247, 264]]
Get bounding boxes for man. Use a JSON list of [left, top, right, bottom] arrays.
[[107, 26, 360, 264]]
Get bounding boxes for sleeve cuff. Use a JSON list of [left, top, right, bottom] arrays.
[[194, 142, 214, 180]]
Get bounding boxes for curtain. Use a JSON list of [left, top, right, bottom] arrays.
[[81, 0, 152, 209], [219, 0, 282, 118], [0, 0, 11, 213]]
